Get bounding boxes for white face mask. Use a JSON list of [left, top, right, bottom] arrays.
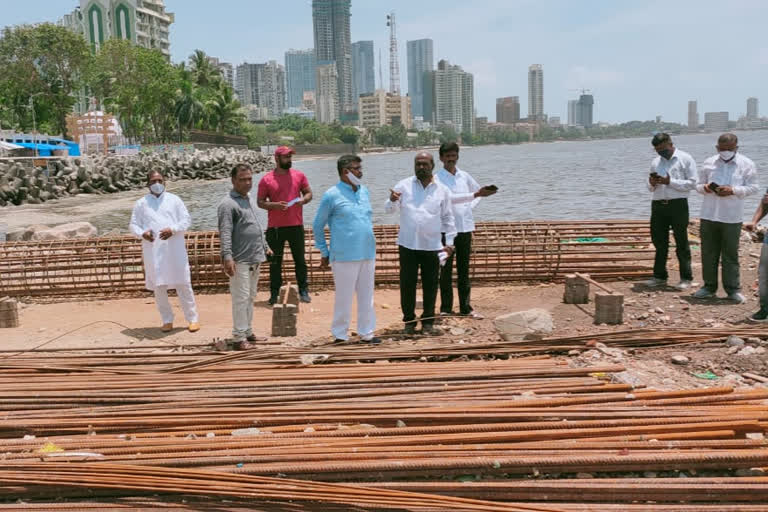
[[150, 183, 165, 195], [346, 172, 362, 186], [719, 151, 736, 162]]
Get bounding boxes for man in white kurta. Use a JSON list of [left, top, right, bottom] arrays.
[[129, 171, 200, 332]]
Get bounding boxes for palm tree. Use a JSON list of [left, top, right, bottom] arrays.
[[189, 49, 220, 89], [205, 84, 244, 134], [174, 64, 205, 137]]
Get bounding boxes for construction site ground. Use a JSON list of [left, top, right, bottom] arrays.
[[6, 239, 768, 391]]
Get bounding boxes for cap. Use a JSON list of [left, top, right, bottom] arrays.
[[274, 146, 295, 157]]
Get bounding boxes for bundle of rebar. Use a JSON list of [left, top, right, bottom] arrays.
[[0, 220, 655, 298], [0, 355, 767, 510]]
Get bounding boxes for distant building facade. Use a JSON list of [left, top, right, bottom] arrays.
[[351, 41, 375, 105], [567, 100, 578, 126], [688, 100, 699, 130], [704, 111, 729, 132], [427, 59, 475, 135], [496, 96, 520, 124], [747, 97, 759, 120], [315, 61, 340, 123], [406, 38, 434, 121], [358, 89, 411, 129], [235, 61, 285, 119], [207, 57, 234, 91], [285, 49, 316, 109], [527, 64, 544, 121], [312, 0, 354, 117], [60, 0, 174, 58], [576, 94, 593, 128]]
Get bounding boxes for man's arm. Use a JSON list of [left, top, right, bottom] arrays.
[[441, 190, 457, 247], [668, 156, 698, 192], [129, 202, 144, 238], [745, 193, 768, 231], [217, 202, 234, 262], [312, 193, 332, 259], [696, 160, 712, 194], [171, 197, 191, 234], [256, 178, 288, 211], [732, 161, 760, 198], [385, 183, 402, 213], [300, 174, 313, 205]]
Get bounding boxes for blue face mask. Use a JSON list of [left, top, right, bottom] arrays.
[[150, 183, 165, 195], [347, 172, 362, 186]]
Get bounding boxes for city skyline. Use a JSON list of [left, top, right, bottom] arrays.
[[4, 0, 767, 123]]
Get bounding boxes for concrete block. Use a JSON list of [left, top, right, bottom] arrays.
[[564, 274, 589, 304], [594, 292, 623, 325]]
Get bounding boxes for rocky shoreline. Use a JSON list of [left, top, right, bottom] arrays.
[[0, 148, 272, 207]]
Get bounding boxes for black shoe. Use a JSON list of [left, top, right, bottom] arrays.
[[750, 309, 768, 322], [403, 323, 416, 336], [364, 337, 382, 345], [333, 338, 347, 344], [299, 289, 312, 303], [422, 324, 442, 336], [268, 293, 279, 305]]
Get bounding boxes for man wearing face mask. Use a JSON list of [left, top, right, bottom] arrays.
[[257, 146, 313, 305], [386, 152, 457, 336], [313, 155, 379, 344], [645, 133, 698, 290], [435, 142, 498, 319], [693, 133, 759, 303], [129, 171, 200, 333]]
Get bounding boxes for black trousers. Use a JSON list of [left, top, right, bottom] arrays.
[[399, 245, 440, 327], [266, 225, 308, 294], [650, 198, 692, 281], [440, 232, 473, 314]]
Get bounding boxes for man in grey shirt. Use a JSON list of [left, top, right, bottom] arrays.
[[218, 163, 272, 349]]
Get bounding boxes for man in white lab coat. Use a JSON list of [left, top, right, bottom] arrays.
[[129, 171, 200, 332]]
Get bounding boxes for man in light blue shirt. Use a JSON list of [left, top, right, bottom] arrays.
[[313, 154, 379, 343]]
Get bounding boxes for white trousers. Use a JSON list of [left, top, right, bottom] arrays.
[[331, 259, 376, 340], [154, 283, 198, 325], [230, 262, 260, 340]]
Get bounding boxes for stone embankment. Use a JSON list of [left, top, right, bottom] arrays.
[[0, 148, 272, 207]]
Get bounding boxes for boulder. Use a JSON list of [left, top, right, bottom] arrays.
[[494, 308, 553, 341], [30, 222, 98, 241]]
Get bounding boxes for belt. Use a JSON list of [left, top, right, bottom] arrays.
[[652, 198, 687, 205]]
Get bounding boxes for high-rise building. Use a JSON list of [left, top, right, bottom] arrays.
[[235, 61, 285, 119], [406, 38, 434, 121], [428, 59, 475, 135], [688, 100, 699, 130], [358, 89, 411, 129], [315, 61, 339, 123], [704, 111, 729, 132], [312, 0, 353, 117], [527, 64, 544, 121], [577, 93, 594, 128], [496, 96, 520, 124], [747, 97, 759, 120], [59, 0, 174, 58], [285, 49, 316, 109], [567, 100, 578, 126], [351, 41, 375, 104], [207, 57, 235, 91]]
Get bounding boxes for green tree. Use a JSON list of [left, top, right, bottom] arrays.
[[0, 23, 90, 138], [373, 124, 407, 147], [437, 123, 458, 144]]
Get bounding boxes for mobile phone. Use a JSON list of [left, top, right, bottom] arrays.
[[709, 182, 720, 191], [650, 172, 659, 178], [485, 185, 498, 192]]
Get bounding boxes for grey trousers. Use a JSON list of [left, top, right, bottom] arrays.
[[759, 243, 768, 309], [700, 219, 742, 295]]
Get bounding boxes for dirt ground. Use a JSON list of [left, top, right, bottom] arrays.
[[4, 237, 768, 392]]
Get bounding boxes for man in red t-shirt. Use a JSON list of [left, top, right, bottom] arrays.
[[257, 146, 313, 304]]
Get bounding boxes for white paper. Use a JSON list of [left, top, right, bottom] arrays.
[[438, 250, 448, 266], [286, 196, 302, 207]]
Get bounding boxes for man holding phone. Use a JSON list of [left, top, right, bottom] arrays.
[[435, 142, 497, 319], [645, 133, 698, 290]]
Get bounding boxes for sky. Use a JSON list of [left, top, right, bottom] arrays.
[[3, 0, 767, 124]]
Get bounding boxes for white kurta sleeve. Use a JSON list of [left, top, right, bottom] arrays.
[[129, 201, 145, 238], [171, 196, 191, 234]]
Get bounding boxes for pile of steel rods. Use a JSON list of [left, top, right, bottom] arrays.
[[0, 355, 767, 510], [0, 220, 655, 298]]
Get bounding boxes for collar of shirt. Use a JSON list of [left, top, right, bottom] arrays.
[[230, 189, 250, 200], [412, 175, 437, 189]]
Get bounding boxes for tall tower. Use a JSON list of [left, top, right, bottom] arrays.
[[407, 38, 434, 120], [312, 0, 353, 117], [528, 64, 544, 121], [747, 97, 759, 120], [351, 41, 375, 103], [386, 12, 400, 95], [688, 100, 699, 130], [429, 60, 475, 135], [285, 49, 316, 109]]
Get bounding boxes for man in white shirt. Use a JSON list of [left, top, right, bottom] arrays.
[[386, 151, 457, 336], [435, 142, 497, 319], [693, 133, 759, 303], [129, 171, 200, 333], [645, 133, 698, 290]]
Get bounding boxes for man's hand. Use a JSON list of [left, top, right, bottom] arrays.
[[142, 229, 155, 242], [265, 248, 274, 259], [474, 186, 497, 198], [649, 175, 658, 187], [658, 175, 671, 185], [745, 222, 757, 232], [762, 193, 768, 205], [716, 185, 734, 197], [274, 201, 288, 211], [442, 246, 455, 257], [320, 256, 330, 269], [703, 183, 714, 193], [389, 189, 401, 202], [222, 259, 235, 277], [158, 228, 173, 240]]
